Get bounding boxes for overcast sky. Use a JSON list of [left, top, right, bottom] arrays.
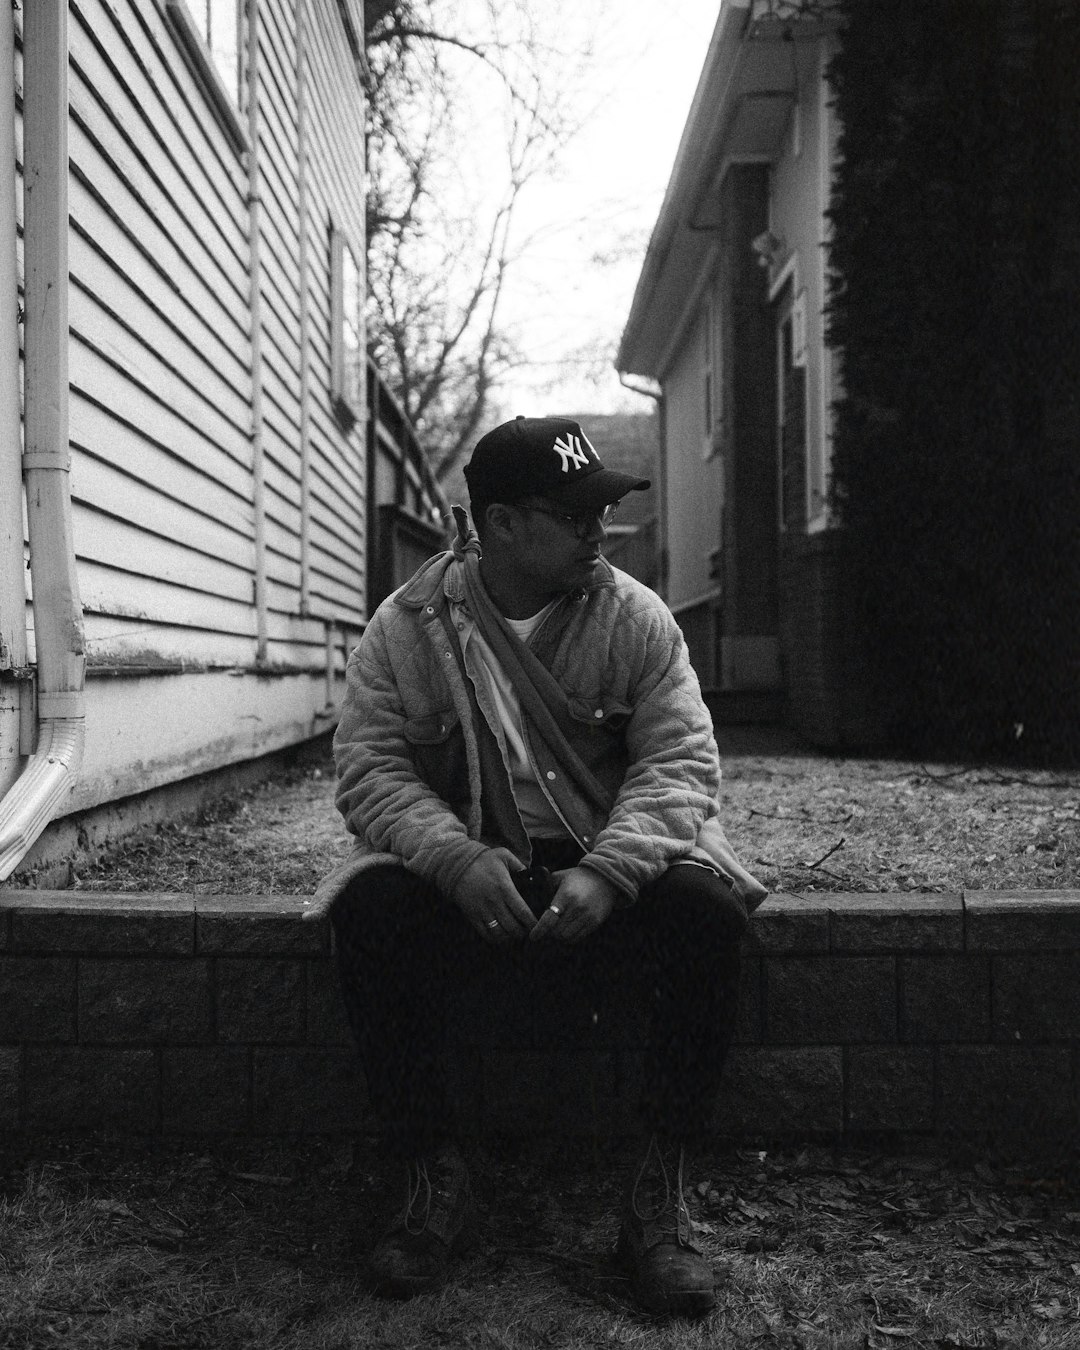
[[488, 1, 720, 419]]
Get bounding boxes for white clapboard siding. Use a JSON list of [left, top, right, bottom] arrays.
[[6, 0, 383, 824], [73, 502, 254, 605], [70, 671, 339, 812], [81, 564, 337, 658], [70, 391, 254, 515], [74, 0, 249, 221], [71, 0, 249, 252], [70, 243, 252, 435], [262, 475, 303, 541], [68, 164, 250, 388], [78, 561, 258, 638], [70, 318, 253, 477], [66, 103, 250, 341], [83, 612, 258, 669], [72, 453, 254, 573], [296, 0, 366, 627], [68, 348, 253, 492]]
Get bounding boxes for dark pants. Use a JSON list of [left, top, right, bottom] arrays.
[[332, 842, 745, 1154]]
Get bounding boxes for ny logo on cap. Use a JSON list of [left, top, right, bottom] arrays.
[[553, 432, 592, 473]]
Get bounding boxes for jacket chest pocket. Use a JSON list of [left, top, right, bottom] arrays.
[[565, 695, 632, 781], [403, 707, 470, 809], [567, 696, 633, 733], [404, 710, 458, 745]]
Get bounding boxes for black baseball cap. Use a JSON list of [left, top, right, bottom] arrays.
[[464, 416, 650, 512]]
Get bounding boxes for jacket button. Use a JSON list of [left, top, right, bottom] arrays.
[[546, 771, 556, 781], [426, 606, 435, 614], [444, 651, 452, 659], [594, 708, 604, 719]]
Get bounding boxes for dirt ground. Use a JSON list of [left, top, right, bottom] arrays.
[[2, 1133, 1080, 1349], [68, 728, 1080, 898]]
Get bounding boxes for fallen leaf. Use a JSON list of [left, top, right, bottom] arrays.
[[873, 1324, 917, 1339], [232, 1172, 293, 1187], [92, 1199, 135, 1219], [736, 1200, 772, 1221], [1032, 1300, 1068, 1321]]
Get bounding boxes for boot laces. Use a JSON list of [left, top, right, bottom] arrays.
[[402, 1152, 456, 1236], [630, 1134, 693, 1247]]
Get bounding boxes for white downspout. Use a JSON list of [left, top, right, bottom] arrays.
[[245, 0, 268, 662], [0, 0, 27, 802], [0, 2, 85, 882], [294, 0, 313, 616]]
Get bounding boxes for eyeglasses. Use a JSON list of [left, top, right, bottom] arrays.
[[514, 501, 619, 539]]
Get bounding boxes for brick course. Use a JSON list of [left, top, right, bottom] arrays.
[[78, 958, 214, 1045], [0, 956, 76, 1042], [766, 956, 897, 1043], [900, 954, 991, 1043], [0, 889, 1076, 1144]]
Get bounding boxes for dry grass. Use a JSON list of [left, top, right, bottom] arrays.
[[2, 1134, 1079, 1349], [69, 730, 1080, 898]]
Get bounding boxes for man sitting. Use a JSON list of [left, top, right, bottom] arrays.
[[308, 415, 765, 1316]]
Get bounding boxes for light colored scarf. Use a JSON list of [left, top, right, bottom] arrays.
[[452, 505, 615, 817]]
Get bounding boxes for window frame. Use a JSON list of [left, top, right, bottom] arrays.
[[701, 288, 725, 461], [330, 227, 365, 431], [164, 0, 249, 157]]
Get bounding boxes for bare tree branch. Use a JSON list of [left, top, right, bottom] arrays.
[[363, 0, 602, 480]]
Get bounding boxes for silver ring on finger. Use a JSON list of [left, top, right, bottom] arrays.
[[549, 904, 561, 916], [487, 918, 500, 929]]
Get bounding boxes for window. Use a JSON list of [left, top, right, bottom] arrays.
[[331, 229, 365, 430], [188, 1, 243, 102], [165, 0, 247, 153], [778, 295, 808, 532], [702, 290, 724, 460]]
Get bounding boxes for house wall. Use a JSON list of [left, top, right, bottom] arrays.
[[767, 39, 836, 530], [717, 164, 776, 689], [11, 1, 370, 822], [289, 0, 367, 623], [766, 38, 864, 743], [659, 166, 777, 693], [662, 311, 724, 618]]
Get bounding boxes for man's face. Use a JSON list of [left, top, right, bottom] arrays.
[[502, 498, 612, 601]]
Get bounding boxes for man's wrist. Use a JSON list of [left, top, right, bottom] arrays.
[[576, 858, 634, 905]]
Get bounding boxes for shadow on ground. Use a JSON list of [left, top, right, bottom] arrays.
[[2, 1132, 1079, 1349]]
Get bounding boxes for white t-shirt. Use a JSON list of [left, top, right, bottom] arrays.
[[452, 598, 571, 838]]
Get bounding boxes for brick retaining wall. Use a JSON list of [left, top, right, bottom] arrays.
[[1, 890, 1078, 1147]]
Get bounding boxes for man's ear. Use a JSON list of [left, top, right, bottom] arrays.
[[485, 502, 517, 543]]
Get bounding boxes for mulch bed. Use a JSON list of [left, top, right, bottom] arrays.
[[65, 732, 1079, 898]]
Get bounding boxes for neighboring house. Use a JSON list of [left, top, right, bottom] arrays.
[[617, 0, 841, 732], [0, 2, 446, 880]]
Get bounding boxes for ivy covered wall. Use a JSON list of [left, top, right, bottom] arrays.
[[825, 0, 1080, 762]]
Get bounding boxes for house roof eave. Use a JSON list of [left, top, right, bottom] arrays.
[[617, 0, 822, 381], [616, 0, 751, 381]]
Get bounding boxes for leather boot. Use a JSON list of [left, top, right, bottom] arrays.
[[615, 1134, 715, 1316], [368, 1142, 476, 1297]]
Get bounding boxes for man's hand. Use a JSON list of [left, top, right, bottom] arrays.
[[529, 866, 620, 944], [450, 847, 537, 943]]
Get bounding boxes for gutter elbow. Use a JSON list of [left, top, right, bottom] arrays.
[[0, 705, 85, 882]]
